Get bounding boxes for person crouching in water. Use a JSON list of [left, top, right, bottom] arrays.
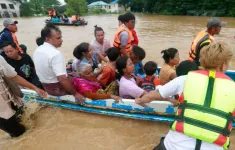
[[136, 41, 235, 150], [72, 63, 120, 102]]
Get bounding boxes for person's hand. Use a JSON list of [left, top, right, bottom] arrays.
[[136, 76, 143, 86], [74, 92, 84, 104], [167, 98, 178, 106], [111, 95, 121, 103], [34, 87, 47, 97], [135, 97, 149, 107]]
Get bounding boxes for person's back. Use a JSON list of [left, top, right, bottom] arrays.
[[159, 48, 179, 85], [98, 47, 119, 86], [141, 61, 160, 92]]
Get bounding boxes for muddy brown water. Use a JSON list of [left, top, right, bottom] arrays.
[[0, 14, 235, 150]]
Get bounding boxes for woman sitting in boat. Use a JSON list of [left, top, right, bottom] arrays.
[[136, 42, 235, 150], [72, 63, 120, 102], [116, 56, 147, 99], [90, 25, 110, 63], [159, 48, 180, 85], [51, 16, 60, 23], [73, 42, 103, 76]]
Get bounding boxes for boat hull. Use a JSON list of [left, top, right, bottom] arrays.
[[45, 20, 88, 26], [21, 69, 235, 127]]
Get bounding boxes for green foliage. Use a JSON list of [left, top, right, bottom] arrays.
[[19, 2, 33, 16], [130, 0, 235, 17], [88, 8, 107, 14], [29, 0, 43, 15], [66, 0, 87, 15], [118, 0, 130, 11]]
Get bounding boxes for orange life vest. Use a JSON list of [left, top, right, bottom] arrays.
[[113, 25, 133, 55], [11, 32, 23, 53], [72, 15, 77, 22], [188, 30, 214, 65]]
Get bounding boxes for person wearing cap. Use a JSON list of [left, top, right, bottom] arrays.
[[188, 18, 226, 66], [0, 19, 23, 53]]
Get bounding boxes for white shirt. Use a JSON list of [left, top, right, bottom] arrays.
[[158, 75, 223, 150], [33, 42, 67, 83]]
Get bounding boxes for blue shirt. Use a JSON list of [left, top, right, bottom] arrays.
[[0, 28, 14, 45], [80, 55, 99, 71], [134, 62, 145, 76]]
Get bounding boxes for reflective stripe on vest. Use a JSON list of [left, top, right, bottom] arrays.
[[171, 70, 235, 149], [188, 30, 214, 65], [113, 25, 133, 54]]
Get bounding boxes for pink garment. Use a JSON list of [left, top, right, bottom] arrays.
[[72, 77, 102, 94]]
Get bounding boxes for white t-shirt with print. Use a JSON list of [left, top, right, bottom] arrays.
[[158, 75, 223, 150], [33, 42, 67, 83]]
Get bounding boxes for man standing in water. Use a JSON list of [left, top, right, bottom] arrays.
[[0, 19, 24, 53], [113, 12, 135, 56], [188, 18, 226, 65], [34, 24, 83, 103]]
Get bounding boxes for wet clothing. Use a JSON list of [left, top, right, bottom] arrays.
[[0, 28, 23, 53]]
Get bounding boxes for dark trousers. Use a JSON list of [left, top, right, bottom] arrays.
[[0, 115, 25, 137], [153, 137, 167, 150]]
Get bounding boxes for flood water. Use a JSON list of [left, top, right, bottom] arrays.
[[0, 14, 235, 150]]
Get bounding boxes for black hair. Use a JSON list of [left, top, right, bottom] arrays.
[[118, 14, 124, 23], [106, 47, 120, 62], [122, 12, 135, 23], [19, 44, 27, 53], [0, 41, 17, 49], [37, 24, 61, 45], [176, 60, 199, 76], [94, 25, 104, 36], [116, 56, 129, 80], [161, 48, 178, 63], [73, 42, 90, 59], [132, 45, 146, 60], [36, 37, 44, 46], [144, 61, 158, 76]]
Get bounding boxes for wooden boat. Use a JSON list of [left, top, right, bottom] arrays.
[[22, 70, 235, 127], [45, 20, 88, 26]]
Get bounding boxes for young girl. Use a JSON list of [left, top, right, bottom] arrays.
[[73, 42, 102, 76], [116, 56, 147, 99], [159, 48, 180, 85], [72, 63, 120, 102]]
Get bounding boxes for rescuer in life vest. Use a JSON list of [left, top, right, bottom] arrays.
[[136, 41, 235, 150], [188, 18, 227, 66], [113, 12, 135, 56]]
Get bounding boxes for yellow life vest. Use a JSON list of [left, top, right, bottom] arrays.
[[113, 24, 133, 56], [188, 30, 214, 65], [171, 70, 235, 149]]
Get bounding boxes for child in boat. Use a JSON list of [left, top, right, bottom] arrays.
[[117, 56, 147, 99], [140, 61, 161, 92], [136, 42, 234, 150], [159, 48, 180, 85], [73, 42, 102, 76], [72, 63, 120, 102], [0, 41, 43, 89], [129, 45, 146, 77], [98, 47, 119, 86]]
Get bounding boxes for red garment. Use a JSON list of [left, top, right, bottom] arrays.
[[11, 32, 23, 53], [98, 63, 116, 86], [131, 29, 139, 45]]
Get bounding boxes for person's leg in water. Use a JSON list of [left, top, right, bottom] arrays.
[[0, 115, 25, 137]]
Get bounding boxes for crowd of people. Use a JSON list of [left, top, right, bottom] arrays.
[[0, 11, 235, 150]]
